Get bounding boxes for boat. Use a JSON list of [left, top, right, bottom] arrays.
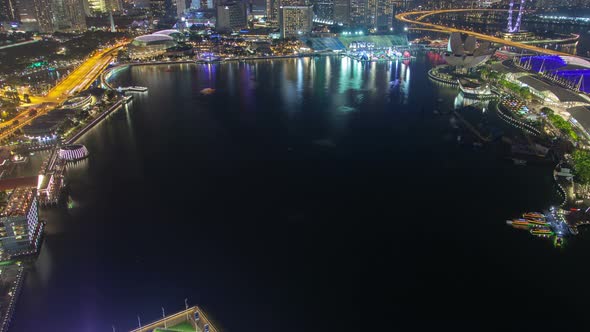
[[523, 212, 545, 219], [128, 86, 148, 92], [527, 219, 550, 227], [554, 236, 564, 247], [512, 158, 527, 166], [200, 88, 215, 95], [530, 228, 553, 236]]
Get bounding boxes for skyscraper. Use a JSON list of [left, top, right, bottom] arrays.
[[278, 4, 312, 38], [216, 0, 246, 31], [87, 0, 119, 14], [0, 0, 20, 22], [349, 0, 365, 26], [63, 0, 85, 30], [265, 0, 278, 21], [333, 0, 348, 25], [312, 0, 333, 22], [33, 0, 55, 31]]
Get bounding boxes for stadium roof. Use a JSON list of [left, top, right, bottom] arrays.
[[134, 34, 175, 43], [153, 29, 182, 36]]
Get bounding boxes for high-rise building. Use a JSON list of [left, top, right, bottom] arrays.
[[333, 0, 348, 24], [278, 4, 311, 38], [191, 0, 212, 9], [0, 0, 20, 22], [87, 0, 119, 14], [349, 0, 364, 25], [265, 0, 278, 21], [15, 0, 38, 29], [0, 187, 42, 255], [216, 1, 246, 31], [312, 0, 332, 22], [33, 0, 55, 31], [176, 0, 188, 17], [150, 0, 177, 17], [63, 0, 85, 30]]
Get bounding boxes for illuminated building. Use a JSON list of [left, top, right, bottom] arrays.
[[349, 0, 365, 26], [266, 0, 278, 22], [333, 0, 348, 25], [128, 33, 177, 59], [54, 0, 86, 30], [191, 0, 213, 9], [59, 144, 89, 161], [87, 0, 120, 14], [216, 1, 246, 32], [0, 0, 19, 23], [311, 0, 332, 22], [278, 4, 312, 38], [33, 0, 54, 32], [0, 187, 41, 255], [443, 32, 494, 70]]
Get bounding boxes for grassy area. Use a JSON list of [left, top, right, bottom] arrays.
[[154, 321, 196, 332], [0, 260, 15, 267], [548, 113, 579, 141], [499, 79, 533, 100]]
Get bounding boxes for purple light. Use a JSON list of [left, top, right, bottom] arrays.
[[553, 69, 590, 93], [519, 56, 566, 72], [507, 0, 526, 33]]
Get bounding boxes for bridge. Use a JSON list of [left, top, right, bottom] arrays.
[[395, 9, 572, 56], [0, 42, 127, 141], [129, 306, 219, 332]]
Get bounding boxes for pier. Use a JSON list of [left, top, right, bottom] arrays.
[[130, 306, 219, 332]]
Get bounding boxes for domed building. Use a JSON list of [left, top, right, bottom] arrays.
[[153, 29, 186, 42], [128, 34, 178, 60]]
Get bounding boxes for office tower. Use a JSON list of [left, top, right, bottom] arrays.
[[278, 4, 311, 38], [0, 0, 20, 22], [33, 0, 55, 31], [333, 0, 348, 24], [265, 0, 278, 21], [87, 0, 119, 14], [16, 0, 37, 28], [216, 1, 246, 31], [63, 0, 85, 30], [150, 0, 177, 17], [349, 0, 364, 25], [312, 0, 333, 22], [176, 0, 189, 17], [191, 0, 212, 9]]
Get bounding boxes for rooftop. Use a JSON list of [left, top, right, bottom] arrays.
[[2, 187, 36, 217], [517, 75, 589, 103], [567, 106, 590, 131]]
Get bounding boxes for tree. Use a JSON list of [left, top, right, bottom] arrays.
[[541, 107, 554, 116], [572, 150, 590, 197]]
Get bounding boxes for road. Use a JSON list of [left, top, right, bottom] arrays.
[[395, 9, 572, 56], [0, 42, 126, 141]]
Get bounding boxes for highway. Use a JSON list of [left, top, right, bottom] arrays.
[[0, 42, 126, 141], [395, 9, 572, 56]]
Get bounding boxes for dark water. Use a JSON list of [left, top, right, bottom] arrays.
[[10, 56, 590, 331]]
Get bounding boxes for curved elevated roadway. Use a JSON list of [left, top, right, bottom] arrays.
[[395, 9, 571, 56]]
